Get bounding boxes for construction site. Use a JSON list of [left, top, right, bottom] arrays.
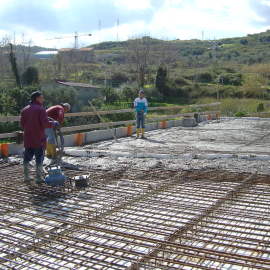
[[1, 108, 270, 269]]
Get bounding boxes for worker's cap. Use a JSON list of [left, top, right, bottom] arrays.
[[139, 90, 144, 94], [61, 103, 71, 110], [30, 91, 42, 102]]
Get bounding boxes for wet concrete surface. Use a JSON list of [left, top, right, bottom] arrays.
[[62, 118, 270, 175]]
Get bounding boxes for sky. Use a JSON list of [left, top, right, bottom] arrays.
[[0, 0, 270, 49]]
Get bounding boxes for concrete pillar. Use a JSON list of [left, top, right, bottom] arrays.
[[146, 122, 158, 131], [182, 118, 198, 127]]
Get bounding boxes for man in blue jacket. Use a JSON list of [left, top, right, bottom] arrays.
[[134, 90, 148, 139]]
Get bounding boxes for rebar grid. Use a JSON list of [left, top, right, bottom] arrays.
[[0, 162, 269, 270]]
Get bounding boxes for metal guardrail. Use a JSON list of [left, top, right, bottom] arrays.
[[0, 103, 220, 123]]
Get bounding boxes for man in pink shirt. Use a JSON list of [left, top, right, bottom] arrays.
[[21, 91, 59, 184], [46, 103, 71, 159]]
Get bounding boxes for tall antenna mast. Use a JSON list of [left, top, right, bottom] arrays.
[[99, 20, 102, 32], [74, 31, 78, 49], [98, 20, 102, 43], [116, 17, 119, 41], [13, 32, 16, 45]]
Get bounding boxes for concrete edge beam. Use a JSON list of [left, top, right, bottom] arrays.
[[1, 113, 216, 157]]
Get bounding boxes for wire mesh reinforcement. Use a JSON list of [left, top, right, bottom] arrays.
[[0, 162, 269, 269]]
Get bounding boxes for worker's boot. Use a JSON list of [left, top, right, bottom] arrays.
[[141, 128, 146, 139], [136, 128, 140, 139], [46, 143, 56, 159], [23, 162, 33, 184], [36, 165, 44, 185], [51, 144, 57, 160]]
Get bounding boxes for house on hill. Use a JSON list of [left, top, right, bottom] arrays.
[[58, 48, 94, 63], [41, 80, 103, 111], [34, 51, 58, 60]]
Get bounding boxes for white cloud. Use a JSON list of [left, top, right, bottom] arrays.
[[163, 0, 184, 7], [1, 0, 270, 48], [52, 0, 71, 9], [0, 0, 13, 5], [261, 0, 270, 7], [147, 0, 270, 40], [113, 0, 152, 10], [12, 20, 147, 49]]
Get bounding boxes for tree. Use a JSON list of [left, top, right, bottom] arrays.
[[22, 66, 39, 86], [0, 86, 35, 114], [43, 86, 77, 108], [102, 87, 119, 104], [111, 72, 129, 87], [9, 43, 22, 88], [240, 39, 248, 45], [0, 92, 16, 115], [196, 72, 213, 83], [155, 65, 168, 96], [218, 73, 243, 86], [127, 36, 152, 87], [0, 37, 12, 82], [120, 85, 138, 101]]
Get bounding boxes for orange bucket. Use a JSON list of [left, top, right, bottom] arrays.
[[75, 133, 85, 146], [161, 120, 167, 129], [1, 143, 9, 157], [127, 125, 133, 136]]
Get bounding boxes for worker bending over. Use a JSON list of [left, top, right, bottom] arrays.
[[46, 103, 71, 159], [21, 92, 59, 184], [134, 90, 148, 139]]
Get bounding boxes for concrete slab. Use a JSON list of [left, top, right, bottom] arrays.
[[63, 118, 270, 174]]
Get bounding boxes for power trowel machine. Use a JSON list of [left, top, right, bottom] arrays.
[[44, 125, 66, 187]]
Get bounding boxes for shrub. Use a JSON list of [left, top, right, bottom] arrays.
[[0, 86, 37, 114], [234, 111, 247, 117], [196, 72, 214, 83], [174, 77, 190, 86], [120, 85, 138, 101], [240, 39, 248, 45], [111, 72, 129, 86], [22, 66, 39, 86], [218, 73, 243, 86], [102, 87, 120, 104], [257, 103, 264, 112], [43, 86, 77, 108]]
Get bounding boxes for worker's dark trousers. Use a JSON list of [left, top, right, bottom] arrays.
[[136, 111, 145, 129], [24, 147, 45, 166]]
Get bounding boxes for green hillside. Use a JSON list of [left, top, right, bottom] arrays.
[[83, 31, 270, 103], [2, 30, 270, 122]]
